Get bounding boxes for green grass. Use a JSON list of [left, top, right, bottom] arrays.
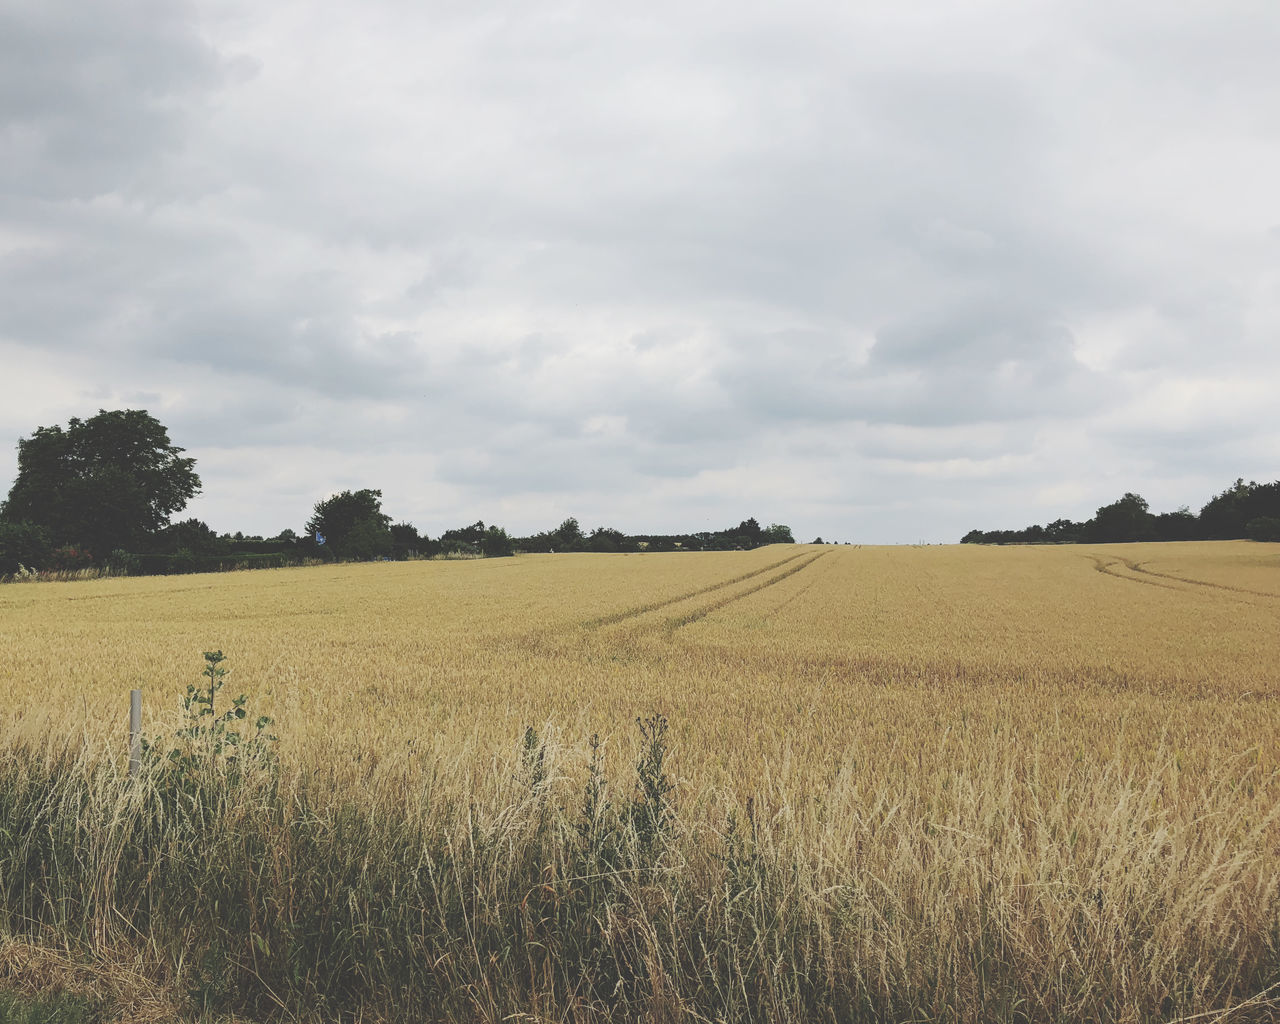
[[0, 990, 98, 1024], [2, 735, 1279, 1024]]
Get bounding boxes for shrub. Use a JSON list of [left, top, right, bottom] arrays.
[[1245, 516, 1280, 542], [108, 548, 140, 575], [0, 520, 52, 575], [482, 526, 515, 558], [47, 545, 95, 572]]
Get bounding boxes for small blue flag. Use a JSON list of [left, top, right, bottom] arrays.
[[316, 532, 326, 545]]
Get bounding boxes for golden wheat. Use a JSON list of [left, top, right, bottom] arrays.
[[2, 541, 1279, 1020]]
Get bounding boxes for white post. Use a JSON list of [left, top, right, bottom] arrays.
[[129, 689, 142, 778]]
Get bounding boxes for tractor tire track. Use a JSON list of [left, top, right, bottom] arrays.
[[1085, 555, 1185, 591], [582, 550, 810, 629], [1122, 559, 1280, 600], [662, 551, 829, 632]]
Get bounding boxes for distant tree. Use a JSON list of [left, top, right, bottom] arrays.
[[1246, 517, 1280, 542], [346, 517, 395, 560], [762, 523, 795, 544], [736, 517, 764, 547], [552, 517, 585, 552], [481, 525, 515, 557], [389, 522, 421, 558], [1043, 519, 1083, 543], [305, 489, 392, 560], [1199, 479, 1254, 539], [156, 518, 222, 555], [440, 521, 487, 550], [1088, 493, 1154, 543], [273, 528, 299, 543], [1152, 508, 1199, 542], [812, 536, 824, 545], [587, 526, 628, 553], [1, 409, 200, 558], [1201, 479, 1280, 539]]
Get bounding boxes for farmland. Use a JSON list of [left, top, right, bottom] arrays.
[[2, 541, 1279, 1022]]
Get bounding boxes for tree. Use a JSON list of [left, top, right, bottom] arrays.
[[735, 518, 764, 547], [552, 517, 584, 552], [1152, 508, 1199, 542], [481, 525, 514, 557], [439, 521, 486, 554], [156, 518, 223, 555], [389, 522, 421, 558], [1200, 479, 1280, 539], [762, 523, 795, 544], [0, 520, 51, 575], [1088, 493, 1154, 543], [1, 409, 200, 558], [305, 489, 392, 560], [1246, 517, 1280, 542], [587, 526, 627, 553]]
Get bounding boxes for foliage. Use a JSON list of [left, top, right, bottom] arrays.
[[0, 990, 99, 1024], [480, 525, 514, 558], [107, 548, 140, 575], [587, 526, 629, 553], [154, 518, 222, 555], [1, 409, 199, 557], [305, 489, 391, 560], [1088, 492, 1153, 543], [535, 516, 798, 554], [763, 522, 796, 543], [629, 712, 672, 857], [963, 478, 1280, 544], [553, 516, 585, 550], [438, 520, 486, 553], [1201, 479, 1280, 539], [142, 651, 276, 795], [389, 521, 422, 557], [47, 545, 95, 572], [1245, 516, 1280, 542], [0, 520, 50, 576]]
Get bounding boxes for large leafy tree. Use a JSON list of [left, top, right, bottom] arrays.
[[1087, 492, 1154, 543], [2, 409, 200, 558], [305, 489, 392, 560]]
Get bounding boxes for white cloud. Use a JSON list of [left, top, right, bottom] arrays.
[[2, 0, 1279, 543]]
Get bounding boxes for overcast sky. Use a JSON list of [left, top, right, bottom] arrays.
[[2, 0, 1278, 543]]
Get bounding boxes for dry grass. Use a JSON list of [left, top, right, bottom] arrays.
[[1, 541, 1278, 1022]]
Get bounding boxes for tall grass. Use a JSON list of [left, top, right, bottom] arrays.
[[3, 545, 1280, 1020], [1, 722, 1277, 1023]]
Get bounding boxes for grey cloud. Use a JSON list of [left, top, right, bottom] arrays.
[[3, 0, 1279, 542], [0, 0, 229, 201]]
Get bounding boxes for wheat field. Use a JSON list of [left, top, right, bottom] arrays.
[[1, 541, 1279, 1022]]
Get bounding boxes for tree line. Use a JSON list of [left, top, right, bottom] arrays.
[[0, 410, 795, 577], [961, 482, 1280, 545]]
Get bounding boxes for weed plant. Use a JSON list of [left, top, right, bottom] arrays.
[[1, 715, 1278, 1022]]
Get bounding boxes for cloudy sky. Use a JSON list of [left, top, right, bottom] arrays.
[[2, 0, 1278, 543]]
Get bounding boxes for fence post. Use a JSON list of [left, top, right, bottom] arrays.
[[129, 689, 142, 778]]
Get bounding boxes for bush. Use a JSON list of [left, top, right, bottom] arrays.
[[0, 520, 51, 576], [481, 526, 515, 558], [1245, 516, 1280, 542], [108, 549, 140, 575], [47, 545, 95, 572]]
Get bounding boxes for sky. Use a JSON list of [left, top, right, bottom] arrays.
[[2, 0, 1278, 543]]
